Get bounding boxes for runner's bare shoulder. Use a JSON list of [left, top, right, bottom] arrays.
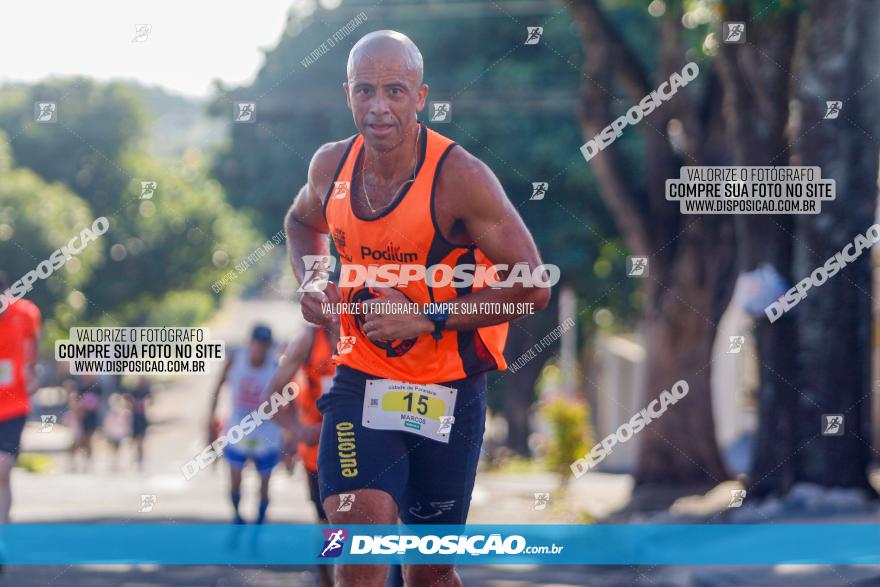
[[309, 139, 354, 205], [435, 145, 500, 206], [433, 144, 507, 241]]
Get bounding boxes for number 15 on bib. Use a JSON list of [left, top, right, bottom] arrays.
[[363, 379, 458, 444]]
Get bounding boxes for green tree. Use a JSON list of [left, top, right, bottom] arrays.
[[0, 81, 261, 327], [0, 79, 146, 211], [83, 151, 260, 325], [0, 134, 104, 339]]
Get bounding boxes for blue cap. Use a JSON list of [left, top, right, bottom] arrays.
[[251, 325, 273, 342]]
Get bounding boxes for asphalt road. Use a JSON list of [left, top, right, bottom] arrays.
[[7, 298, 880, 586]]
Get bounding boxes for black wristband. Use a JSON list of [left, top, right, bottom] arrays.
[[425, 309, 449, 340]]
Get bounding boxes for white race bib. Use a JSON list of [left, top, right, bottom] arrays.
[[0, 360, 12, 385], [362, 379, 457, 444]]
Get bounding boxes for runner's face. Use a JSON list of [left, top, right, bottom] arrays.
[[345, 58, 426, 150], [249, 340, 270, 364]]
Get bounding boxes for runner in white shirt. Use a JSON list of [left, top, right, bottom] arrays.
[[207, 325, 281, 524]]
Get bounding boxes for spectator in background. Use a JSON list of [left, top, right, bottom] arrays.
[[0, 271, 42, 523], [126, 376, 152, 471], [102, 392, 130, 472], [66, 373, 102, 472]]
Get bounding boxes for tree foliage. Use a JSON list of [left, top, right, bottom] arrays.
[[0, 134, 103, 339], [0, 80, 261, 331]]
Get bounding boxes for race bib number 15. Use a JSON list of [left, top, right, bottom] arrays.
[[362, 379, 457, 444]]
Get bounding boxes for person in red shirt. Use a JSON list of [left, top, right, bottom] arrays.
[[0, 271, 42, 524]]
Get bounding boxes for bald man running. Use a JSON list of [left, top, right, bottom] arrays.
[[285, 30, 550, 587]]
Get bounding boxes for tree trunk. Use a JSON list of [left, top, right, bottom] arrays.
[[714, 1, 801, 497], [499, 295, 560, 455], [636, 217, 735, 486], [571, 0, 734, 486], [788, 0, 878, 494]]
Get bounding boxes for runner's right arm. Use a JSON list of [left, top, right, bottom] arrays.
[[259, 328, 313, 439], [284, 143, 350, 334]]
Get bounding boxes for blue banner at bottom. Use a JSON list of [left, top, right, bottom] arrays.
[[0, 524, 876, 565]]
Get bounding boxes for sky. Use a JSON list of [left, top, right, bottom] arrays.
[[0, 0, 342, 98]]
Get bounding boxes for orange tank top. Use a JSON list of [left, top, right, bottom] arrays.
[[323, 123, 508, 383], [294, 327, 335, 472]]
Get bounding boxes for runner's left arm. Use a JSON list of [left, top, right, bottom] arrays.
[[362, 148, 551, 342], [261, 327, 317, 432], [206, 358, 232, 443]]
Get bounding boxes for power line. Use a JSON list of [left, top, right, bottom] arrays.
[[313, 0, 564, 20]]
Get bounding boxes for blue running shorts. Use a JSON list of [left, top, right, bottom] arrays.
[[316, 365, 487, 525]]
